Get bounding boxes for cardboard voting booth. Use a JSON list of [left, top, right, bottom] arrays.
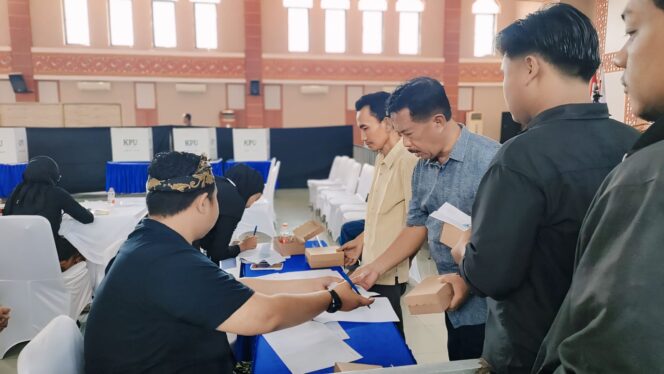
[[333, 362, 382, 372], [305, 246, 344, 269], [173, 128, 218, 159], [404, 276, 454, 315], [110, 128, 153, 162], [273, 221, 325, 256], [0, 128, 28, 164], [232, 128, 270, 161]]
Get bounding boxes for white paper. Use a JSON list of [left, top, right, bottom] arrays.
[[314, 297, 399, 324], [256, 269, 341, 281], [430, 202, 471, 230], [263, 321, 361, 373], [220, 257, 241, 279], [325, 321, 350, 340], [237, 243, 286, 265]]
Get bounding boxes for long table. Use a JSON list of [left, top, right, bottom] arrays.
[[240, 241, 416, 373]]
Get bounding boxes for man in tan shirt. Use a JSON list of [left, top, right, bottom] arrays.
[[339, 92, 418, 334]]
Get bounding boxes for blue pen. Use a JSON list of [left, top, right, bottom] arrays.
[[338, 270, 371, 309], [252, 225, 257, 236]]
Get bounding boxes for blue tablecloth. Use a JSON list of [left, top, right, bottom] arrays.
[[106, 159, 223, 194], [223, 159, 271, 183], [240, 241, 416, 373], [0, 162, 27, 198]]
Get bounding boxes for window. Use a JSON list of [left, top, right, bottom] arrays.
[[396, 0, 424, 55], [322, 0, 350, 53], [109, 0, 134, 46], [359, 0, 387, 54], [193, 0, 219, 49], [472, 0, 500, 57], [153, 0, 177, 48], [63, 0, 90, 45], [284, 0, 313, 52]]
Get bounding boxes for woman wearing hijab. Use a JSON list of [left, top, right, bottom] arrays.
[[198, 164, 265, 264], [4, 156, 94, 271]]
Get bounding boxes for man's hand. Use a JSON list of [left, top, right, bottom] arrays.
[[351, 263, 380, 290], [337, 237, 364, 266], [450, 229, 471, 265], [330, 282, 374, 312], [0, 307, 10, 332], [239, 236, 258, 251], [439, 273, 470, 311]]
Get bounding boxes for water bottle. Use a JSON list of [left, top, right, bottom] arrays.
[[107, 187, 116, 205], [278, 223, 292, 244]]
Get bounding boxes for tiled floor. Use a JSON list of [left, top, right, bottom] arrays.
[[0, 189, 449, 372]]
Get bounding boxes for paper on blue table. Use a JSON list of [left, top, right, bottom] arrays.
[[263, 321, 361, 373], [325, 321, 350, 340], [237, 243, 285, 265], [314, 297, 399, 324]]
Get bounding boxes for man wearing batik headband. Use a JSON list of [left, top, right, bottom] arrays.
[[85, 151, 373, 373]]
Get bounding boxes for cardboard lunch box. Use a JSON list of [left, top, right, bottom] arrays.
[[333, 362, 382, 372], [404, 275, 454, 315], [440, 222, 471, 248], [305, 246, 344, 269], [272, 220, 325, 256]]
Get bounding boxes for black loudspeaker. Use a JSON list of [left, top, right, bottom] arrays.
[[500, 112, 522, 144], [250, 80, 260, 96], [9, 74, 31, 93]]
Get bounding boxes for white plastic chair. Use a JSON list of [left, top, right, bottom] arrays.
[[230, 161, 281, 239], [330, 210, 366, 242], [17, 315, 84, 374], [0, 216, 71, 358], [329, 203, 368, 240], [321, 163, 375, 220], [308, 156, 349, 206], [314, 160, 361, 213]]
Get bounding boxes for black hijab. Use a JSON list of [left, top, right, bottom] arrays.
[[4, 156, 60, 215], [223, 164, 265, 204]]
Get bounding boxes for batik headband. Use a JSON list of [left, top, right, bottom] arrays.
[[146, 156, 215, 193]]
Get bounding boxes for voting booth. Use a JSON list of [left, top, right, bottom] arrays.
[[232, 129, 270, 161], [110, 128, 153, 162], [0, 128, 28, 164], [173, 128, 218, 159]]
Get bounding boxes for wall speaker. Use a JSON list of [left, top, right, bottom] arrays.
[[250, 80, 261, 96]]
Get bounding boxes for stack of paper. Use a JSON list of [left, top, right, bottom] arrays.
[[263, 321, 361, 373], [237, 243, 286, 265], [431, 202, 471, 230]]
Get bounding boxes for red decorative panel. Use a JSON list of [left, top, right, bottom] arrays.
[[0, 52, 11, 73], [32, 53, 245, 78], [263, 59, 445, 81], [459, 63, 503, 83]]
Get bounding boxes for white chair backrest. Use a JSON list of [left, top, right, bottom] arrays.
[[342, 161, 362, 194], [355, 164, 375, 200], [17, 315, 84, 374], [263, 161, 280, 203], [329, 156, 349, 180], [0, 216, 70, 358]]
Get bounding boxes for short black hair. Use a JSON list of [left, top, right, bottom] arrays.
[[386, 77, 452, 122], [355, 91, 391, 122], [656, 0, 664, 10], [496, 3, 600, 82], [146, 152, 215, 217], [183, 113, 192, 120]]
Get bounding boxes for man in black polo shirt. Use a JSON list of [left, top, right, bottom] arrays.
[[84, 152, 372, 373], [441, 4, 640, 373]]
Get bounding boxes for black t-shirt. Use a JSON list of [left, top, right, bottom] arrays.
[[84, 218, 254, 374]]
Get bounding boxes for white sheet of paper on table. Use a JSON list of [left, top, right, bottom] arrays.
[[237, 243, 286, 265], [220, 257, 242, 279], [430, 202, 471, 230], [263, 321, 362, 373], [325, 321, 350, 340], [314, 297, 399, 324]]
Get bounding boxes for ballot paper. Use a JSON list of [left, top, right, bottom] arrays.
[[263, 321, 362, 373], [256, 270, 381, 298], [314, 297, 399, 324], [237, 243, 286, 265], [431, 202, 471, 230], [325, 321, 350, 340]]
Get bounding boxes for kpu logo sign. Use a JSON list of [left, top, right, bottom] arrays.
[[185, 140, 199, 146], [123, 139, 138, 146]]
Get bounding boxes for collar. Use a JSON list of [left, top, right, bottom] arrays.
[[626, 116, 664, 158], [528, 103, 610, 130], [424, 124, 470, 167], [381, 139, 406, 168], [141, 218, 191, 247]]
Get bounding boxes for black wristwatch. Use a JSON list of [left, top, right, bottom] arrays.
[[327, 289, 342, 313]]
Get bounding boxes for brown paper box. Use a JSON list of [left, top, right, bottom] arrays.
[[440, 222, 470, 248], [273, 220, 325, 256], [333, 362, 382, 372], [404, 275, 454, 315], [305, 246, 344, 268]]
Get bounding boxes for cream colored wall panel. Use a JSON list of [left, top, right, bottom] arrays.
[[38, 81, 59, 104], [346, 86, 363, 111], [0, 80, 15, 103], [472, 86, 507, 141], [0, 104, 63, 127], [605, 0, 629, 53], [282, 85, 345, 127], [228, 84, 246, 110], [59, 81, 135, 126], [156, 83, 227, 126], [604, 71, 626, 122], [136, 83, 156, 109], [264, 85, 281, 110], [63, 104, 122, 127]]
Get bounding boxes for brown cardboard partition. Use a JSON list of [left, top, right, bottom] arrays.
[[305, 246, 344, 268], [273, 220, 325, 256], [404, 276, 454, 315]]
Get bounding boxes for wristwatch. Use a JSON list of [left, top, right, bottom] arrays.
[[327, 289, 342, 313]]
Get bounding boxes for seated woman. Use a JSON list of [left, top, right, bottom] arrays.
[[4, 156, 94, 271], [197, 164, 265, 264]]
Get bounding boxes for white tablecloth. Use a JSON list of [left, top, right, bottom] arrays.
[[59, 197, 147, 290]]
